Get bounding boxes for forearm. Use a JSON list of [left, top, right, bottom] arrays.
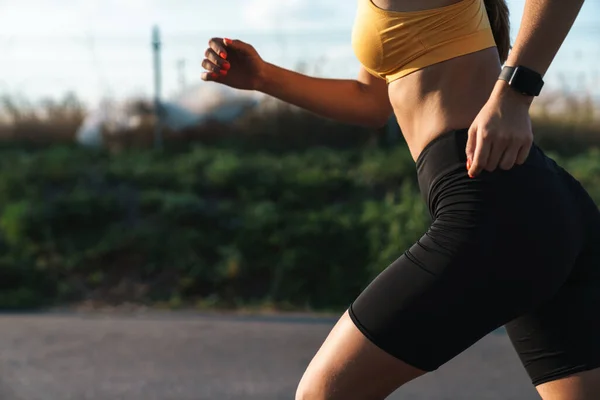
[[257, 62, 387, 128], [506, 0, 585, 76]]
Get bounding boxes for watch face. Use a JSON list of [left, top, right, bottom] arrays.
[[510, 66, 544, 96]]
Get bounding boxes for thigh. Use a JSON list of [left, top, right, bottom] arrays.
[[297, 223, 532, 399], [505, 250, 600, 389], [348, 222, 542, 374], [296, 311, 426, 400]]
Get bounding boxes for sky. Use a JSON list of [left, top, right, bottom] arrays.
[[0, 0, 599, 107]]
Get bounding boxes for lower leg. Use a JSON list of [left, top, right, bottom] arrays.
[[536, 368, 600, 400]]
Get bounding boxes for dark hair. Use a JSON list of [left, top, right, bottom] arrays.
[[484, 0, 511, 64]]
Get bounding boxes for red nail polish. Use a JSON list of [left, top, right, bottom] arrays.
[[220, 51, 227, 59], [211, 72, 218, 78], [220, 69, 228, 76], [223, 38, 232, 45], [222, 62, 230, 71]]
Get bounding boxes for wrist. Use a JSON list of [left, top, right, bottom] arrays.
[[255, 61, 275, 92], [492, 79, 535, 108]]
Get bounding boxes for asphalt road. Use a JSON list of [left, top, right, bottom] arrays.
[[0, 312, 540, 400]]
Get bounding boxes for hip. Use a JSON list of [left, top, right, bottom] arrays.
[[415, 129, 589, 235]]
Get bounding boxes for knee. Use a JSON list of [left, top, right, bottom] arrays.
[[295, 373, 330, 400], [295, 384, 325, 400]]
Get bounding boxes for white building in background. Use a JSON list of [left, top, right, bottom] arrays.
[[76, 82, 263, 148]]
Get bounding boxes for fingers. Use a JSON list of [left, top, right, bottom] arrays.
[[496, 132, 533, 169], [201, 71, 219, 82], [201, 38, 232, 82], [467, 129, 533, 176], [208, 37, 228, 60], [468, 129, 492, 178], [201, 58, 224, 74], [200, 58, 228, 82], [484, 133, 519, 172], [203, 49, 230, 76], [484, 142, 505, 172], [465, 124, 477, 169], [205, 47, 230, 70], [515, 144, 531, 165], [498, 145, 519, 170]]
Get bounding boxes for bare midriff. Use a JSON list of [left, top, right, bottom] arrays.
[[388, 47, 501, 161], [369, 0, 502, 161]]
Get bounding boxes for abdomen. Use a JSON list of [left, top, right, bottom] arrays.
[[389, 47, 501, 161]]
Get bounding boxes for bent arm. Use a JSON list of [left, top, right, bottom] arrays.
[[507, 0, 585, 75], [497, 0, 585, 101], [257, 64, 393, 128]]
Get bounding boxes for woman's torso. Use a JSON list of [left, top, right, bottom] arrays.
[[358, 0, 502, 161], [389, 47, 501, 160]]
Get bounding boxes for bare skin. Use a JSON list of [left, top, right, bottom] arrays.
[[466, 0, 587, 177], [388, 46, 502, 160], [201, 0, 598, 398], [295, 311, 425, 400]]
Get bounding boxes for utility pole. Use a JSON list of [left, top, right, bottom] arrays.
[[152, 25, 163, 150]]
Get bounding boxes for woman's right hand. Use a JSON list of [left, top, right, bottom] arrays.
[[201, 38, 266, 91]]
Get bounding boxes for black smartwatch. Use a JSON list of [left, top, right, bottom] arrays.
[[498, 65, 544, 97]]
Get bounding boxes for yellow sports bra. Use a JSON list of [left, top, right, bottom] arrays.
[[352, 0, 497, 83]]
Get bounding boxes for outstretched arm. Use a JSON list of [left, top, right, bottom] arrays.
[[260, 64, 393, 129], [466, 0, 586, 177], [202, 38, 392, 129]]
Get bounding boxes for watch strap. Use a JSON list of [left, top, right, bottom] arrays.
[[499, 65, 544, 97], [499, 66, 517, 84]]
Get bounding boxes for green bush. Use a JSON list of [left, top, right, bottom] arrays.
[[0, 137, 597, 311]]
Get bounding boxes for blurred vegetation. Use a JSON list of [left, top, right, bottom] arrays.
[[0, 93, 85, 145], [0, 93, 598, 311]]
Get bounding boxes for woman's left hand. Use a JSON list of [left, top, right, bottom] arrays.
[[466, 81, 534, 178]]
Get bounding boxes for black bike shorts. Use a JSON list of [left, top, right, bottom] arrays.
[[349, 128, 600, 386]]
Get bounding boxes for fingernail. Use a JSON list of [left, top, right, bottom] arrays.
[[220, 51, 227, 59], [220, 69, 228, 76], [223, 38, 232, 45], [222, 62, 230, 70], [211, 72, 218, 78]]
